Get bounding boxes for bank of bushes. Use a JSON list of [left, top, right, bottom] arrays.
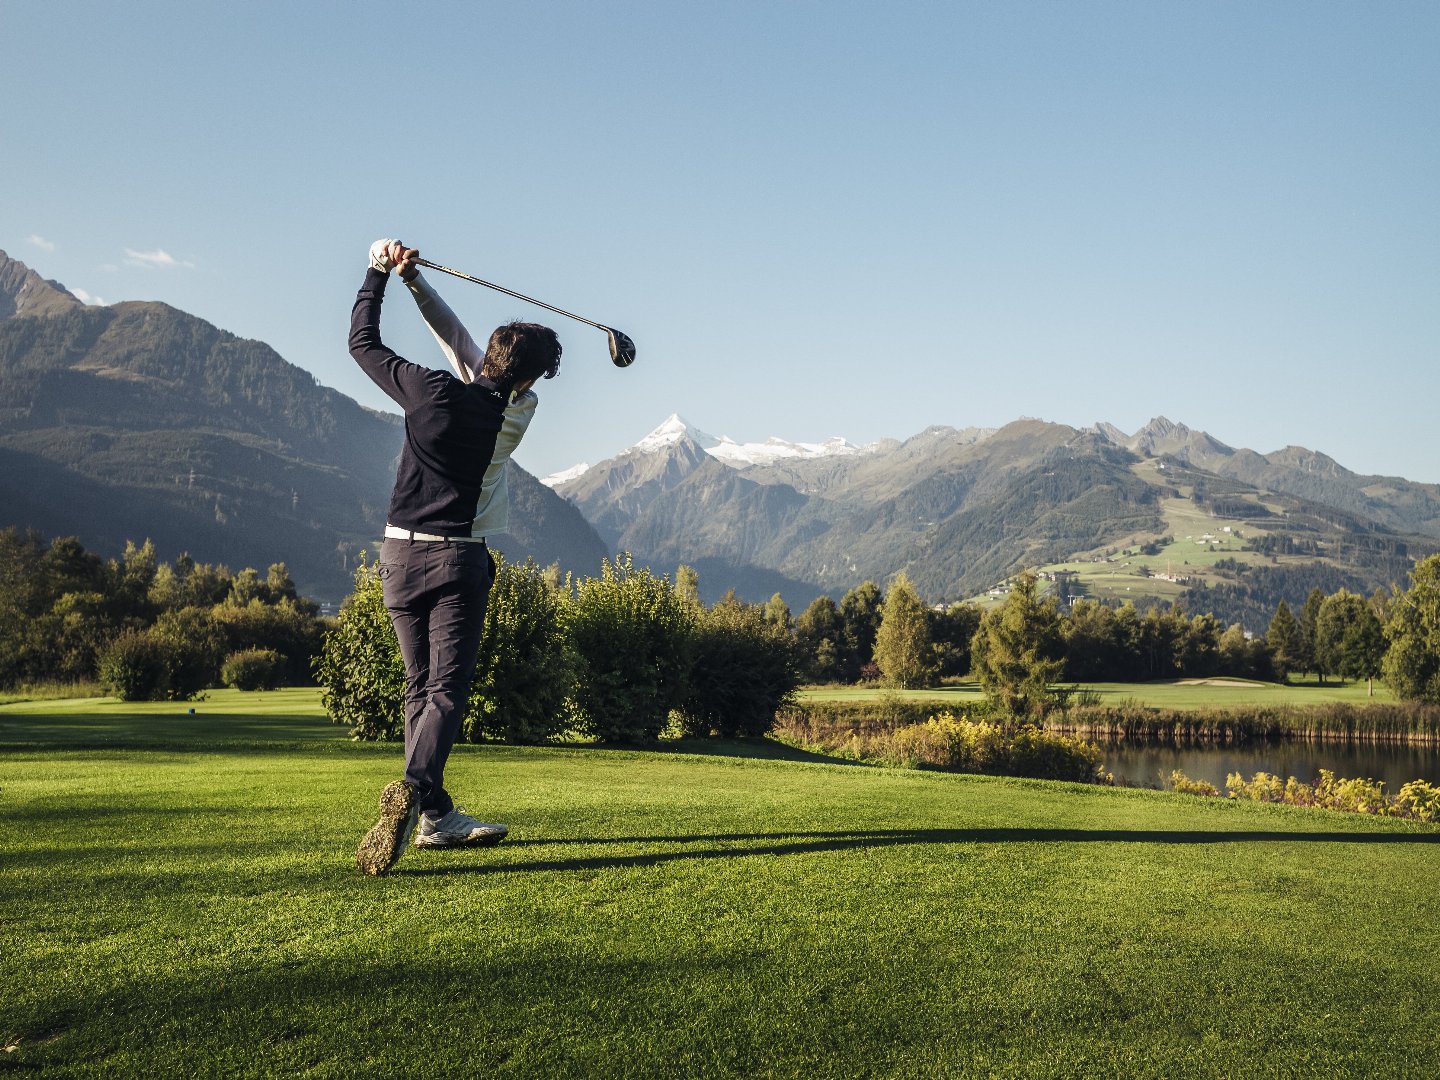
[[772, 700, 1109, 783], [317, 554, 801, 745], [0, 529, 326, 701], [1168, 768, 1440, 823]]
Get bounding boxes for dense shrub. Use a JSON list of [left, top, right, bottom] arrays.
[[464, 557, 575, 744], [773, 695, 964, 745], [316, 562, 405, 740], [1167, 770, 1220, 796], [150, 606, 227, 696], [98, 627, 209, 701], [1395, 780, 1440, 822], [98, 630, 170, 701], [211, 599, 325, 685], [776, 708, 1109, 783], [679, 595, 800, 737], [221, 648, 283, 691], [1170, 768, 1440, 822], [566, 554, 695, 742]]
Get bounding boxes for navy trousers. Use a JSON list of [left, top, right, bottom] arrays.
[[377, 537, 495, 818]]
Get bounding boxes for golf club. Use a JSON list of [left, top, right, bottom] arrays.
[[414, 258, 636, 368]]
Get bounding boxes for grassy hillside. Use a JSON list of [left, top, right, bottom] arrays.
[[1010, 457, 1434, 626], [2, 698, 1437, 1076]]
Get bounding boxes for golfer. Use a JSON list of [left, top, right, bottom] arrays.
[[350, 239, 561, 875]]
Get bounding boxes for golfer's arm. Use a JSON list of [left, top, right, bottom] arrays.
[[473, 391, 539, 536], [348, 268, 433, 408], [405, 273, 485, 383]]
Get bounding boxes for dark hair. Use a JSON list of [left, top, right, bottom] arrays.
[[481, 321, 562, 389]]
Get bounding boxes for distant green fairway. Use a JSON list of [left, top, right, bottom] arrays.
[[2, 696, 1438, 1076], [798, 677, 1394, 710]]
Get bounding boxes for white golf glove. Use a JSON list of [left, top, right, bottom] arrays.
[[369, 239, 400, 273]]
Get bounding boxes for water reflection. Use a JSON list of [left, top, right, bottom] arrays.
[[1103, 740, 1440, 791]]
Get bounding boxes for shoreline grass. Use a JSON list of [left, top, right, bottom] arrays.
[[2, 699, 1439, 1076]]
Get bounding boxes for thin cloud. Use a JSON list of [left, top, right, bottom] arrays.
[[27, 235, 56, 251], [123, 248, 194, 269], [71, 288, 109, 306]]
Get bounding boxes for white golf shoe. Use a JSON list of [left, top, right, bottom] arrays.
[[413, 807, 508, 848]]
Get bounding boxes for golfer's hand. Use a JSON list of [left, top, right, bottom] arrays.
[[392, 243, 420, 282], [369, 238, 400, 273]]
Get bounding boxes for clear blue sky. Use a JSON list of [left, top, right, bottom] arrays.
[[4, 2, 1437, 481]]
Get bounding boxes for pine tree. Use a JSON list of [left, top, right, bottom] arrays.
[[1267, 600, 1303, 683], [971, 573, 1064, 720]]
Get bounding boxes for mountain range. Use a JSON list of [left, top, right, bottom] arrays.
[[0, 249, 608, 603], [6, 243, 1437, 627], [549, 411, 1440, 625]]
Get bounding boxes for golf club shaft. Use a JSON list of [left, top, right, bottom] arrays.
[[413, 258, 606, 332]]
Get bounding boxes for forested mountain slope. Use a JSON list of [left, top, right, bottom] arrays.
[[0, 250, 608, 601]]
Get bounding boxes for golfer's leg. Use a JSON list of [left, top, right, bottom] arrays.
[[379, 540, 431, 761], [404, 545, 492, 817]]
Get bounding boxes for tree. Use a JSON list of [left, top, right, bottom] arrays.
[[838, 581, 883, 679], [795, 595, 846, 683], [675, 564, 701, 608], [1316, 590, 1384, 692], [566, 554, 695, 741], [761, 592, 792, 633], [873, 573, 936, 689], [1267, 601, 1303, 682], [1061, 599, 1121, 682], [1382, 554, 1440, 704], [929, 602, 982, 679], [971, 573, 1064, 720], [1300, 587, 1326, 684], [679, 595, 800, 737], [465, 556, 576, 743]]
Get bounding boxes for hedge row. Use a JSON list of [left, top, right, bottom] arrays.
[[317, 554, 801, 744]]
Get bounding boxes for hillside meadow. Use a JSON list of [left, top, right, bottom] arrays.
[[2, 693, 1438, 1077]]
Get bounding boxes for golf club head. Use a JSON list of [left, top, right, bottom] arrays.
[[605, 327, 636, 368]]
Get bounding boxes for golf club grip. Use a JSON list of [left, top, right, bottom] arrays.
[[413, 259, 604, 331]]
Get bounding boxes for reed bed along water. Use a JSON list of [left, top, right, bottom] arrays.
[[1049, 702, 1440, 745], [778, 697, 1440, 747]]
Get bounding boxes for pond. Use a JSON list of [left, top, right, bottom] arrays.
[[1101, 739, 1440, 791]]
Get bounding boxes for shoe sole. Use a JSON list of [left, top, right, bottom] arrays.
[[413, 828, 508, 850], [356, 781, 419, 876]]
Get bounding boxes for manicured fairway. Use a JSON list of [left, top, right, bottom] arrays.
[[2, 698, 1438, 1077], [798, 678, 1394, 709]]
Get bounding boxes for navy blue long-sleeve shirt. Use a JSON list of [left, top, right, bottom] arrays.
[[349, 267, 507, 535]]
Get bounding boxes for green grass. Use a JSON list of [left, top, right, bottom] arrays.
[[797, 677, 1394, 709], [3, 697, 1438, 1076]]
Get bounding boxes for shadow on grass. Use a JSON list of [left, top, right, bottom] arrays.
[[541, 737, 871, 767], [394, 825, 1439, 877], [0, 712, 344, 751]]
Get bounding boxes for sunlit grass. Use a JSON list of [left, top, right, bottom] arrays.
[[797, 678, 1394, 709], [1, 698, 1437, 1076]]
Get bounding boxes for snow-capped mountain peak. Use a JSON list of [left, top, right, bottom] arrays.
[[633, 413, 721, 453], [540, 462, 592, 487], [544, 414, 870, 489], [706, 433, 863, 467]]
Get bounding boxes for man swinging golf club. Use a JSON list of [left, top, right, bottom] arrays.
[[351, 238, 561, 875]]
